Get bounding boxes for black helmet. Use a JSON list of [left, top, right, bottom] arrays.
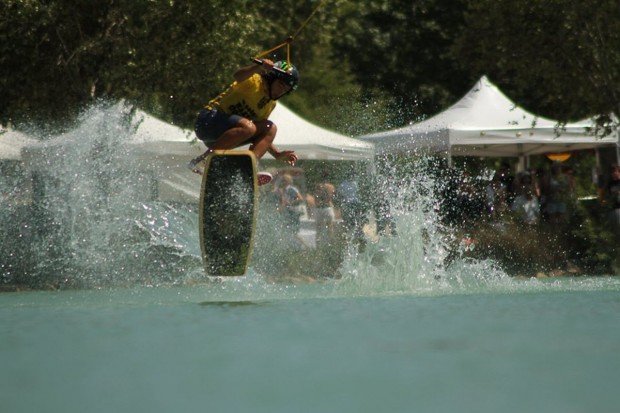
[[270, 60, 299, 90]]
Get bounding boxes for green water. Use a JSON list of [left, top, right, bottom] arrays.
[[2, 278, 620, 413]]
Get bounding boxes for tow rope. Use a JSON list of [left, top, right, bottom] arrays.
[[252, 0, 327, 65]]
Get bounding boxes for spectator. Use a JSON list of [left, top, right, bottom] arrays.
[[314, 180, 336, 247], [515, 170, 537, 196], [604, 164, 620, 237], [486, 171, 509, 219], [542, 162, 572, 224], [511, 185, 540, 225], [438, 167, 464, 225], [456, 172, 485, 221], [280, 174, 304, 234], [337, 175, 366, 244], [265, 173, 284, 210], [304, 193, 316, 220], [498, 162, 516, 205]]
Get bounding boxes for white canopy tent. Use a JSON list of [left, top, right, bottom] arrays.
[[128, 104, 374, 161], [0, 127, 39, 161], [266, 104, 374, 161], [129, 109, 200, 158], [20, 104, 373, 202], [127, 105, 374, 200], [0, 128, 39, 202], [127, 110, 204, 201], [359, 76, 618, 158]]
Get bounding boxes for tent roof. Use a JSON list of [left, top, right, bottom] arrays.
[[129, 109, 201, 157], [0, 127, 38, 161], [267, 104, 374, 161], [20, 103, 374, 165], [360, 76, 617, 157], [132, 110, 194, 144], [130, 104, 374, 161]]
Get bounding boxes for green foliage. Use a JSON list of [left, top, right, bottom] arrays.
[[454, 0, 620, 124], [1, 0, 264, 129], [331, 0, 471, 121], [3, 0, 618, 133], [284, 55, 403, 136], [455, 204, 617, 276], [567, 200, 618, 274]]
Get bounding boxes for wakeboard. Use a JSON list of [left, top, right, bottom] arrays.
[[198, 150, 258, 276]]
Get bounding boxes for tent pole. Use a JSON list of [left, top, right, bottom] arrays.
[[594, 148, 602, 188], [616, 128, 620, 164], [517, 144, 525, 172]]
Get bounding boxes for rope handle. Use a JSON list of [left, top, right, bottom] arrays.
[[252, 0, 326, 64], [251, 58, 290, 76], [254, 37, 293, 60]]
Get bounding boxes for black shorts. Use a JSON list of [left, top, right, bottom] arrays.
[[194, 109, 243, 145]]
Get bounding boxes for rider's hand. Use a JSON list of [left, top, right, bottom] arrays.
[[261, 59, 275, 71], [276, 150, 298, 166]]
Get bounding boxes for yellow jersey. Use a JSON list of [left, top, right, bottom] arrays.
[[206, 73, 276, 121]]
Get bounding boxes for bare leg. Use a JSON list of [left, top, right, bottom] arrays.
[[189, 118, 257, 171], [248, 120, 277, 159], [190, 119, 277, 172], [210, 118, 257, 150]]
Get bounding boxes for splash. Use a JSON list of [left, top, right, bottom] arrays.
[[333, 156, 511, 297], [1, 102, 586, 297], [1, 102, 203, 288]]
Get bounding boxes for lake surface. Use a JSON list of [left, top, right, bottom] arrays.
[[2, 277, 620, 413], [2, 105, 619, 412]]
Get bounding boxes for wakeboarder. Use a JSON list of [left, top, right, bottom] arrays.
[[189, 59, 300, 185]]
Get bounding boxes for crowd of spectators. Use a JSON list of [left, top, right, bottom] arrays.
[[606, 164, 620, 237], [445, 161, 620, 236], [265, 160, 620, 251], [267, 169, 396, 249]]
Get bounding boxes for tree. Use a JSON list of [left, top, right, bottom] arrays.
[[454, 0, 620, 132], [331, 0, 471, 123], [0, 0, 265, 129]]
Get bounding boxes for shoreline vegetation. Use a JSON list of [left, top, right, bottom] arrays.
[[0, 263, 611, 295], [0, 270, 612, 294], [1, 150, 618, 291], [2, 1, 618, 136], [2, 155, 619, 292], [1, 209, 617, 294]]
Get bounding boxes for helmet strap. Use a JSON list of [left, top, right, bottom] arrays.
[[267, 77, 293, 101]]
